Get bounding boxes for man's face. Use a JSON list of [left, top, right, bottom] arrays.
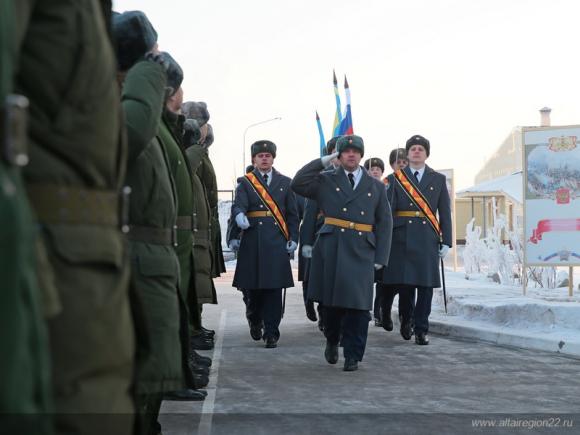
[[166, 87, 183, 113], [407, 145, 427, 166], [253, 152, 274, 172], [391, 158, 408, 171], [339, 148, 362, 172], [199, 123, 209, 145], [368, 166, 384, 180]]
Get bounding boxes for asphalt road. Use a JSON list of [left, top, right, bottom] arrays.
[[159, 278, 580, 435]]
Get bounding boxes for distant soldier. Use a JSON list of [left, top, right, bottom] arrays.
[[231, 141, 299, 348], [15, 1, 134, 432], [299, 136, 340, 328], [378, 148, 411, 333], [363, 157, 386, 326], [292, 135, 392, 371], [1, 1, 51, 432], [380, 135, 452, 345]]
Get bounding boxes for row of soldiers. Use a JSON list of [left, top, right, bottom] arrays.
[[228, 134, 452, 371], [1, 3, 225, 435]]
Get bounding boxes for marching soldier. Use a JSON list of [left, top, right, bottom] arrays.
[[292, 135, 392, 371], [231, 140, 299, 348], [380, 135, 452, 345], [299, 136, 340, 328], [378, 148, 412, 333], [15, 2, 135, 433], [363, 157, 386, 326]]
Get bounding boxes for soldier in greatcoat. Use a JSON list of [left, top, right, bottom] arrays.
[[231, 141, 299, 348], [379, 135, 452, 345], [292, 135, 392, 371]]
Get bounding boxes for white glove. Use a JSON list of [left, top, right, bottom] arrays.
[[374, 263, 383, 270], [235, 212, 250, 230], [301, 244, 313, 258], [286, 240, 298, 254], [321, 151, 339, 168], [228, 239, 240, 251], [439, 244, 450, 258]]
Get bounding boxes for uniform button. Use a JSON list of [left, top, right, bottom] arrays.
[[280, 188, 284, 191], [368, 193, 372, 197], [430, 186, 434, 190], [358, 232, 362, 236], [178, 160, 182, 165], [340, 228, 345, 232], [342, 207, 347, 212], [336, 187, 340, 191], [259, 222, 263, 225], [410, 203, 413, 207], [360, 211, 365, 215], [422, 221, 427, 225], [408, 220, 412, 224], [260, 204, 264, 208], [274, 222, 278, 225]]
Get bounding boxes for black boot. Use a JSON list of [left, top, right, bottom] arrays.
[[382, 311, 393, 331], [343, 358, 358, 372], [324, 342, 338, 364], [190, 334, 214, 350], [305, 300, 317, 322], [189, 349, 212, 367]]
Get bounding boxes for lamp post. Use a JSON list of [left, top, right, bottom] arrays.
[[242, 117, 282, 171]]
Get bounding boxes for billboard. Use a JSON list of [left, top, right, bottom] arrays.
[[523, 126, 580, 266]]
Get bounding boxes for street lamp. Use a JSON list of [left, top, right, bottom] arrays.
[[242, 117, 282, 171]]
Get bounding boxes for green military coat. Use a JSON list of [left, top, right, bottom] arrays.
[[14, 0, 134, 429], [123, 62, 186, 395], [186, 144, 218, 304], [0, 1, 51, 431]]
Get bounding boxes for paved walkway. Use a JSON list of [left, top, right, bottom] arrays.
[[159, 279, 580, 435]]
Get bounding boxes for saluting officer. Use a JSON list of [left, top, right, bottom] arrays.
[[380, 135, 452, 345], [292, 135, 392, 371], [231, 141, 299, 348], [299, 136, 340, 327]]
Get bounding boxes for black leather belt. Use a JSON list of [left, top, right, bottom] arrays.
[[128, 225, 177, 246]]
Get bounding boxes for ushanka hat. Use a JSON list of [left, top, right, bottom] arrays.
[[251, 140, 276, 158], [336, 134, 364, 157]]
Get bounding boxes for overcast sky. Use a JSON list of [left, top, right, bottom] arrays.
[[114, 0, 580, 191]]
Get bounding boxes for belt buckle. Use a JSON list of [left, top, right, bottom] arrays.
[[266, 211, 272, 216], [348, 221, 355, 229], [2, 95, 29, 167], [415, 211, 420, 217], [120, 186, 132, 233], [172, 225, 178, 247]]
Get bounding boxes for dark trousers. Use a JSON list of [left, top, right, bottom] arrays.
[[399, 286, 432, 334], [381, 284, 415, 325], [136, 393, 163, 435], [372, 284, 382, 320], [323, 307, 371, 361], [247, 288, 283, 339]]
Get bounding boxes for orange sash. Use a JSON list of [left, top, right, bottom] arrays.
[[244, 173, 290, 241], [393, 169, 442, 242]]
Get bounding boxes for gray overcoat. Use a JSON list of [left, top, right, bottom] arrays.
[[380, 165, 452, 288], [291, 159, 392, 310], [232, 168, 299, 290]]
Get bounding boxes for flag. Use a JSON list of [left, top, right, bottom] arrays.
[[338, 75, 353, 135], [332, 70, 343, 137], [316, 111, 326, 156]]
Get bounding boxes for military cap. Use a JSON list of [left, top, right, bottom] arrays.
[[182, 101, 210, 127], [251, 140, 276, 158], [325, 136, 340, 155], [159, 52, 183, 96], [112, 10, 158, 71], [405, 134, 430, 156], [182, 118, 201, 148], [336, 134, 364, 157], [363, 157, 385, 173], [389, 148, 407, 165]]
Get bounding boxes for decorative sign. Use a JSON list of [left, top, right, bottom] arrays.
[[523, 126, 580, 266]]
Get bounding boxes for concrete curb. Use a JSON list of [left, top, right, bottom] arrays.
[[389, 310, 580, 358]]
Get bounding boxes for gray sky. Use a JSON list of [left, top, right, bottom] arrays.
[[114, 0, 580, 191]]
